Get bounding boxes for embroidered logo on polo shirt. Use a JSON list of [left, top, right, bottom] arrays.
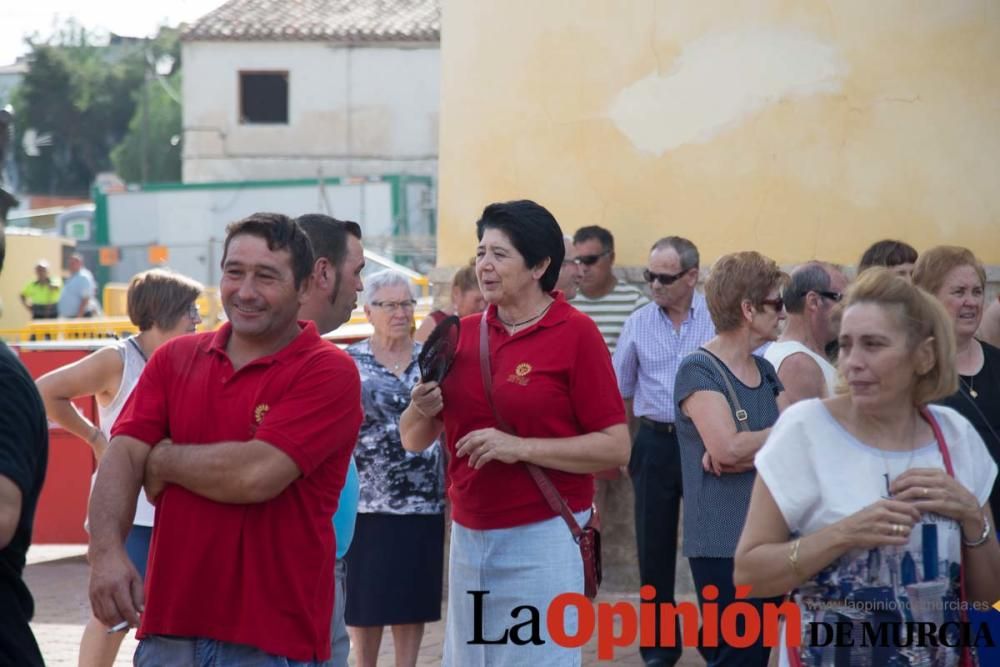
[[254, 403, 269, 424], [507, 362, 532, 386]]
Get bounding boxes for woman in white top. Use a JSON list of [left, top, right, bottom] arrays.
[[37, 269, 202, 667], [735, 268, 1000, 667]]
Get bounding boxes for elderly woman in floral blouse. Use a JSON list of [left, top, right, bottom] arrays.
[[344, 270, 445, 667]]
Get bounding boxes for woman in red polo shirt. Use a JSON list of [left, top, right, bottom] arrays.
[[401, 200, 629, 666]]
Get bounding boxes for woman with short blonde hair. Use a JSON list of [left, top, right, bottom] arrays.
[[736, 268, 1000, 666]]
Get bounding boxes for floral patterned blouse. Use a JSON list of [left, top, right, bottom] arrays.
[[346, 339, 445, 515]]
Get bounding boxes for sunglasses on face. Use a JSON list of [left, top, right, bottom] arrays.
[[573, 250, 611, 266], [760, 298, 785, 312], [806, 290, 843, 303], [643, 268, 690, 286]]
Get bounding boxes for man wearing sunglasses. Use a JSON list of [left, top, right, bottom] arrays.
[[613, 236, 713, 667], [555, 235, 582, 299], [763, 261, 847, 411], [571, 226, 648, 352], [571, 226, 649, 527]]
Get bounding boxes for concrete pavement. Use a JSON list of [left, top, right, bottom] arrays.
[[26, 545, 705, 666]]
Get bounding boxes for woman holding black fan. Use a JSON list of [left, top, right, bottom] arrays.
[[401, 200, 630, 666], [343, 269, 446, 667]]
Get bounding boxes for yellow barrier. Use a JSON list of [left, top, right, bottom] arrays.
[[102, 284, 224, 329]]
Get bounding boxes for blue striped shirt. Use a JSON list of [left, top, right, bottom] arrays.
[[612, 292, 715, 423]]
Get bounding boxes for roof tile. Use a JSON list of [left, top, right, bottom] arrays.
[[183, 0, 439, 43]]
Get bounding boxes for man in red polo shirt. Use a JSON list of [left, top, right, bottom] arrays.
[[87, 212, 362, 665]]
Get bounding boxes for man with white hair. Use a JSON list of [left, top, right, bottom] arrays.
[[555, 235, 582, 299], [764, 261, 848, 410]]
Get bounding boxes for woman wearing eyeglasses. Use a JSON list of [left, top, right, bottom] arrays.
[[672, 250, 787, 666], [344, 269, 445, 667], [36, 269, 202, 667]]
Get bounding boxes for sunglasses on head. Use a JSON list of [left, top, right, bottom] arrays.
[[573, 250, 610, 266], [643, 268, 690, 286]]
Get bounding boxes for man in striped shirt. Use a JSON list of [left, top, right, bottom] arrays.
[[571, 226, 648, 353], [613, 237, 714, 667]]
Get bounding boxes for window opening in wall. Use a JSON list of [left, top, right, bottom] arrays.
[[239, 71, 289, 124]]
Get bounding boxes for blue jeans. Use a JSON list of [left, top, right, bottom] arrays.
[[133, 636, 333, 667], [330, 559, 348, 666]]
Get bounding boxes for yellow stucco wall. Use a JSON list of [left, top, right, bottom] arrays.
[[437, 1, 1000, 267]]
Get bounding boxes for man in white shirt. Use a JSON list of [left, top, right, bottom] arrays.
[[764, 262, 848, 410]]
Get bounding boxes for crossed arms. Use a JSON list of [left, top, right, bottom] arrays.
[[87, 435, 301, 627]]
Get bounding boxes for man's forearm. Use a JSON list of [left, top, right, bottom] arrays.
[[88, 440, 146, 553], [149, 440, 299, 504]]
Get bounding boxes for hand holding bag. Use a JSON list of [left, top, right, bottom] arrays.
[[477, 310, 602, 598]]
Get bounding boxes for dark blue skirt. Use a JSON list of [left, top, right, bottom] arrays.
[[344, 512, 445, 626]]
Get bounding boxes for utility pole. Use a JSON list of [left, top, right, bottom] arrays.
[[141, 60, 150, 185]]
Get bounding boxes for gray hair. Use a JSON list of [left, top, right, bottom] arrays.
[[363, 269, 416, 303], [650, 236, 700, 271], [783, 262, 832, 314]]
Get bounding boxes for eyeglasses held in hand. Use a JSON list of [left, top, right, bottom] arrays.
[[643, 268, 691, 286], [371, 300, 417, 312], [574, 250, 611, 266]]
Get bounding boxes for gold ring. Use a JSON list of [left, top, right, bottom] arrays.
[[892, 523, 901, 536], [923, 487, 929, 497]]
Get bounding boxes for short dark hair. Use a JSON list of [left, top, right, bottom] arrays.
[[476, 200, 564, 292], [859, 240, 918, 272], [295, 214, 362, 268], [127, 269, 203, 331], [573, 225, 614, 252], [783, 262, 832, 314], [222, 212, 314, 288], [650, 236, 699, 271]]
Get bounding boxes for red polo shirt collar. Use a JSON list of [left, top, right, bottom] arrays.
[[484, 290, 572, 336], [204, 320, 321, 367]]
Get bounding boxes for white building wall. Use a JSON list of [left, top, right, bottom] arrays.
[[182, 41, 439, 183]]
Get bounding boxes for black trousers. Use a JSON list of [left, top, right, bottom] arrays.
[[689, 556, 780, 667], [630, 421, 684, 666]]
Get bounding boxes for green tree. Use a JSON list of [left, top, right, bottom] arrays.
[[11, 21, 182, 194], [110, 71, 182, 183]]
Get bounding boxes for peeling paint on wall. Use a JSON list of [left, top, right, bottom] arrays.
[[608, 26, 848, 156]]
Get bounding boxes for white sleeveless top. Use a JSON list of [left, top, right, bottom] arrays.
[[98, 337, 156, 527], [763, 340, 838, 397]]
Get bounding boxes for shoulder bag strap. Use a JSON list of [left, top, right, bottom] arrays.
[[919, 405, 974, 667], [478, 310, 583, 540], [693, 349, 750, 432]]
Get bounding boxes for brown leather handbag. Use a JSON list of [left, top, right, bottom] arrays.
[[477, 311, 602, 598]]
